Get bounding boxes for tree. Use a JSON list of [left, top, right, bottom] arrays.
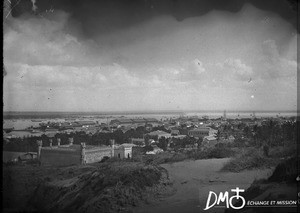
[[157, 136, 168, 151], [144, 134, 151, 146], [144, 145, 154, 152], [197, 137, 203, 147], [215, 130, 221, 142]]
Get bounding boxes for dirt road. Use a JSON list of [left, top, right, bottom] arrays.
[[133, 158, 273, 213]]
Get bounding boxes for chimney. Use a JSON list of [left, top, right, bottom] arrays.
[[49, 139, 53, 148], [68, 137, 74, 146], [37, 140, 43, 161], [57, 138, 61, 146], [110, 139, 115, 157]]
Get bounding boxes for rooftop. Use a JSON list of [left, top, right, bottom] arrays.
[[204, 135, 217, 141], [189, 127, 210, 132], [115, 143, 136, 149], [75, 121, 96, 125], [148, 130, 169, 136]]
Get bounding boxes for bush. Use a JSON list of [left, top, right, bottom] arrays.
[[221, 148, 276, 172], [25, 159, 40, 165], [206, 147, 236, 159], [106, 157, 122, 163], [100, 156, 110, 163], [268, 145, 297, 159], [142, 152, 182, 164], [164, 153, 187, 163], [29, 162, 168, 213], [136, 147, 237, 165], [268, 156, 298, 183], [187, 147, 236, 160]]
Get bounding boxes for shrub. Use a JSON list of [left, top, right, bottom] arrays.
[[221, 148, 276, 172], [29, 162, 168, 213], [268, 145, 297, 159], [187, 147, 236, 160], [206, 147, 236, 159], [268, 156, 298, 183], [164, 153, 187, 163], [142, 152, 182, 164], [100, 156, 110, 163]]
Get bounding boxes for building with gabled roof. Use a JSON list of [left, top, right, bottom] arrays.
[[188, 126, 217, 138], [203, 135, 218, 147], [110, 118, 159, 126], [75, 121, 96, 127], [110, 119, 133, 126], [131, 118, 147, 124], [145, 118, 159, 123], [148, 130, 170, 138]]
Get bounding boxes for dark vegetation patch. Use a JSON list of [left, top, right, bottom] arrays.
[[221, 145, 296, 172], [19, 162, 172, 213], [131, 147, 237, 165], [225, 156, 298, 213], [187, 147, 236, 160], [268, 156, 298, 183]]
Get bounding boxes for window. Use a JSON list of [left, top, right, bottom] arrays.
[[118, 153, 120, 158]]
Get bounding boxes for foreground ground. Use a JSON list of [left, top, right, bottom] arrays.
[[3, 157, 297, 213], [3, 161, 172, 213], [133, 158, 275, 213]]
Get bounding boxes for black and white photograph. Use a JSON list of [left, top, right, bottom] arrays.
[[3, 0, 299, 212]]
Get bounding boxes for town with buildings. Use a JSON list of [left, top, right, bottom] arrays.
[[3, 111, 298, 213], [3, 112, 297, 166]]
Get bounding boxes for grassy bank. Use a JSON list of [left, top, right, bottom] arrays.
[[3, 162, 172, 213], [221, 145, 297, 172], [133, 147, 237, 165], [225, 156, 298, 213]]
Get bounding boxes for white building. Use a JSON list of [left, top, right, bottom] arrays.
[[114, 143, 136, 159]]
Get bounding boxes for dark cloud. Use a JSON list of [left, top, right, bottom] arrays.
[[8, 0, 299, 36], [4, 0, 297, 111]]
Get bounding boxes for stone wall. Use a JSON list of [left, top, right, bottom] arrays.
[[84, 147, 112, 164], [41, 148, 81, 166], [39, 139, 134, 166]]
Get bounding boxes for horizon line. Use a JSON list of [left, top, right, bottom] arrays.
[[3, 109, 298, 114]]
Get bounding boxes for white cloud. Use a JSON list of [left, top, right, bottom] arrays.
[[190, 59, 206, 74], [3, 4, 298, 111], [159, 59, 206, 83], [223, 58, 253, 80], [260, 39, 297, 79], [3, 61, 171, 110], [4, 11, 90, 66]]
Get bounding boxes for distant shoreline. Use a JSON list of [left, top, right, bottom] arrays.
[[3, 110, 297, 120], [3, 110, 297, 115]]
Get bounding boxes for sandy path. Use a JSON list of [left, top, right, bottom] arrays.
[[133, 158, 273, 213]]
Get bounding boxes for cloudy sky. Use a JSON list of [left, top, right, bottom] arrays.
[[3, 0, 298, 112]]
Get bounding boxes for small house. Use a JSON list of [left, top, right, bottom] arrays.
[[203, 135, 218, 147]]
